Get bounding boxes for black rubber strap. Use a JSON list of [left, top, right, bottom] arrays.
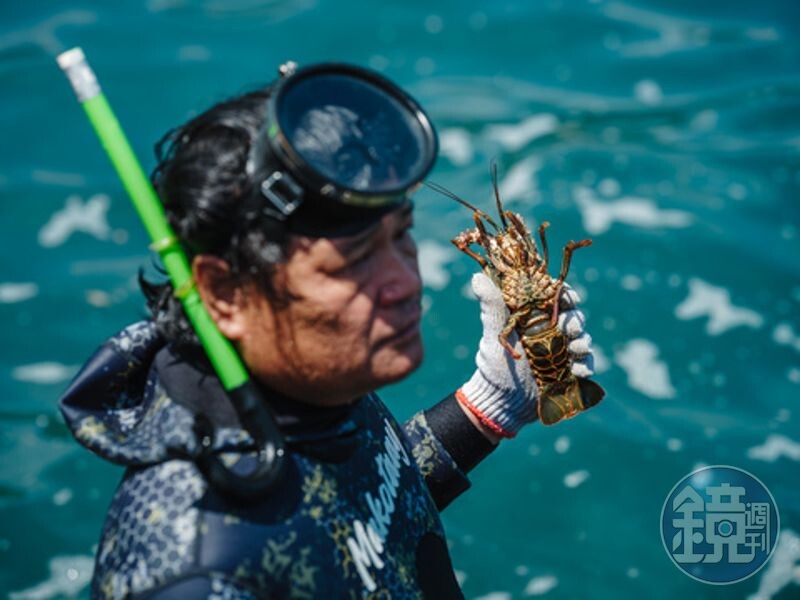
[[424, 392, 497, 474]]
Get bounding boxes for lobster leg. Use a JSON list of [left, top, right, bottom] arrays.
[[451, 231, 488, 269], [549, 282, 563, 327], [498, 307, 531, 360], [556, 239, 592, 283]]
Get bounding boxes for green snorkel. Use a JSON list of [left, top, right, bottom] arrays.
[[57, 47, 286, 501]]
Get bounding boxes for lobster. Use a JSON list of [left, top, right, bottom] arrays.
[[427, 165, 605, 425]]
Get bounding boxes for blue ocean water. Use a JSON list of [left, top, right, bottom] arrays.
[[1, 0, 799, 597]]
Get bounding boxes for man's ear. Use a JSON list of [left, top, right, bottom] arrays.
[[192, 255, 248, 341]]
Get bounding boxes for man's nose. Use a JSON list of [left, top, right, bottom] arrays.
[[377, 251, 421, 307]]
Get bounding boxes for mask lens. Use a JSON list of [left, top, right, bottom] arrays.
[[277, 73, 433, 193]]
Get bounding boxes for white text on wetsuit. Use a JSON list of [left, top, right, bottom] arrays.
[[346, 419, 411, 591]]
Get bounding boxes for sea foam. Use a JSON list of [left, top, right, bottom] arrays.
[[0, 283, 38, 303], [675, 278, 764, 335], [615, 338, 676, 399], [417, 240, 456, 291], [9, 555, 93, 600], [747, 434, 800, 462], [573, 186, 693, 235], [38, 194, 111, 248]]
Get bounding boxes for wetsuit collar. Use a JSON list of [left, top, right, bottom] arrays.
[[155, 345, 361, 449]]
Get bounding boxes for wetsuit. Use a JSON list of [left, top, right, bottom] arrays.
[[60, 322, 496, 598]]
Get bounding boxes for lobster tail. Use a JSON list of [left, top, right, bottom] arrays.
[[578, 377, 605, 409], [538, 378, 606, 426]]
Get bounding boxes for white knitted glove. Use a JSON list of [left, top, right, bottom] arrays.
[[457, 272, 595, 438]]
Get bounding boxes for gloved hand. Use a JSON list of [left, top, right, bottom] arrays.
[[457, 272, 595, 438]]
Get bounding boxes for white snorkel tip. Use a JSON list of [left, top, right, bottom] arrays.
[[57, 46, 101, 102], [57, 47, 85, 69]]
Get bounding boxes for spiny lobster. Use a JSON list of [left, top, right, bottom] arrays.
[[428, 165, 605, 425]]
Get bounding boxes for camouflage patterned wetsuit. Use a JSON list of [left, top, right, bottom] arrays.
[[60, 322, 495, 598]]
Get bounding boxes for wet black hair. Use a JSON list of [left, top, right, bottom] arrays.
[[140, 85, 289, 362]]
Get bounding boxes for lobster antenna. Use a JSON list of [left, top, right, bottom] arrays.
[[424, 180, 499, 230], [490, 159, 508, 228]]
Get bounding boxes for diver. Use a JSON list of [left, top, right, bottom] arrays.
[[58, 61, 597, 598]]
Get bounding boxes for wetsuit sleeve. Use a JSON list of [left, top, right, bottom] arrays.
[[402, 392, 497, 511]]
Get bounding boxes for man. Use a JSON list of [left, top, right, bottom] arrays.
[[60, 63, 596, 598]]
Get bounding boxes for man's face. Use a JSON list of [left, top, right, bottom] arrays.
[[237, 203, 423, 405]]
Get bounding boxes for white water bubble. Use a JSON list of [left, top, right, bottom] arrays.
[[772, 323, 795, 345], [598, 178, 621, 198], [53, 488, 73, 506], [727, 182, 748, 201], [634, 79, 663, 106], [86, 290, 112, 308], [12, 362, 77, 385], [554, 436, 570, 454], [524, 575, 558, 595], [0, 283, 38, 304], [667, 438, 683, 452], [564, 469, 590, 488], [621, 274, 642, 291], [690, 109, 718, 131], [453, 345, 470, 360], [424, 14, 443, 34]]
